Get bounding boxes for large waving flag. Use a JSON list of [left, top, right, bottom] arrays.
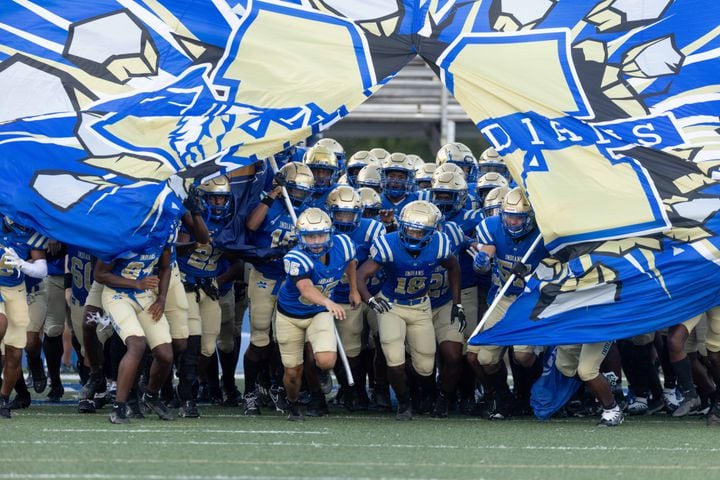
[[3, 1, 719, 342]]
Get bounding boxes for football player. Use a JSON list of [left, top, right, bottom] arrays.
[[415, 163, 437, 191], [0, 215, 48, 419], [436, 143, 480, 209], [276, 208, 359, 420], [477, 147, 510, 180], [243, 162, 315, 415], [326, 186, 386, 410], [379, 153, 419, 230], [315, 137, 346, 172], [467, 187, 548, 419], [357, 201, 463, 420], [475, 172, 509, 207], [355, 164, 383, 193], [345, 151, 378, 188], [95, 241, 175, 424], [665, 314, 705, 416], [429, 172, 483, 417], [305, 145, 341, 210], [358, 187, 383, 221], [40, 241, 69, 402]]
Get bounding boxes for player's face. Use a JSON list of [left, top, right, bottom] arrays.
[[434, 192, 452, 202], [312, 168, 333, 187], [404, 227, 425, 240], [417, 180, 431, 190], [333, 211, 355, 223], [288, 186, 310, 202], [303, 232, 329, 253], [208, 194, 228, 207], [503, 215, 524, 228]]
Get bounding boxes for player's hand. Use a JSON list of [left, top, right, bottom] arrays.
[[349, 290, 361, 309], [466, 245, 490, 273], [136, 276, 160, 291], [511, 261, 530, 278], [3, 247, 26, 276], [451, 303, 466, 333], [148, 299, 165, 321], [183, 185, 204, 215], [324, 299, 345, 321], [273, 172, 287, 188], [379, 209, 394, 225], [368, 296, 391, 314]]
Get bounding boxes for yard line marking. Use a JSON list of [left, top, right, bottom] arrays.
[[40, 428, 328, 435], [0, 475, 389, 480]]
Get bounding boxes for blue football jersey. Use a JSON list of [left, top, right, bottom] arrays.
[[380, 191, 419, 217], [308, 188, 335, 212], [446, 208, 483, 289], [177, 216, 225, 281], [332, 218, 385, 304], [475, 215, 549, 300], [0, 224, 47, 287], [370, 230, 452, 302], [247, 201, 297, 280], [277, 234, 355, 317], [67, 245, 95, 305], [428, 221, 464, 309], [109, 243, 166, 294]]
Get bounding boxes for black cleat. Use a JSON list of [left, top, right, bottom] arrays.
[[371, 387, 392, 412], [222, 386, 242, 407], [318, 369, 333, 395], [306, 393, 329, 417], [127, 399, 145, 419], [79, 370, 106, 401], [9, 391, 32, 410], [78, 399, 96, 414], [244, 392, 261, 416], [431, 393, 449, 419], [30, 364, 47, 394], [109, 403, 130, 424], [47, 383, 64, 403], [287, 401, 304, 421], [141, 392, 175, 421], [270, 385, 289, 413], [396, 399, 413, 421], [178, 400, 200, 418], [0, 396, 12, 419]]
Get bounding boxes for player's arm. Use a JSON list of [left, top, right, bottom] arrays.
[[94, 260, 158, 291], [295, 278, 345, 320], [217, 258, 245, 288], [345, 259, 360, 308], [148, 248, 171, 321], [441, 253, 466, 332], [246, 186, 282, 232], [356, 258, 381, 303], [5, 247, 48, 279]]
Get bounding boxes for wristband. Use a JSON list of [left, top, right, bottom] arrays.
[[64, 272, 73, 289], [261, 196, 275, 207]]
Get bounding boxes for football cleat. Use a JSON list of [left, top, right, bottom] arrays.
[[672, 392, 700, 417], [318, 369, 333, 395], [109, 403, 129, 424], [486, 395, 513, 420], [47, 383, 64, 403], [627, 396, 649, 415], [141, 392, 175, 421], [287, 401, 304, 422], [8, 391, 31, 410], [598, 405, 624, 426], [29, 364, 48, 394], [270, 385, 289, 413], [178, 400, 200, 418], [0, 396, 10, 419], [707, 402, 720, 427], [306, 393, 329, 418], [222, 386, 242, 407], [78, 399, 96, 414], [371, 387, 392, 412], [244, 391, 261, 416], [396, 398, 413, 421], [431, 392, 450, 419], [79, 370, 106, 401]]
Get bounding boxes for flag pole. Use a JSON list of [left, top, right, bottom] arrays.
[[469, 233, 543, 341], [267, 155, 355, 386]]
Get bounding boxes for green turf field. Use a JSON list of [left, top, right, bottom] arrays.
[[2, 400, 720, 480]]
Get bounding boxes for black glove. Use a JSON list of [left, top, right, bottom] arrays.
[[183, 186, 204, 215], [273, 172, 287, 188], [451, 303, 466, 333], [368, 296, 391, 314], [511, 261, 530, 278]]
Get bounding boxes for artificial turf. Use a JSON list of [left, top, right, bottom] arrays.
[[2, 397, 719, 480]]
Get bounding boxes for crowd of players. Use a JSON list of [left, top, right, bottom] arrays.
[[0, 138, 718, 427]]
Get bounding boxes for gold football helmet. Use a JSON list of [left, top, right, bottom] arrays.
[[501, 187, 534, 238], [304, 144, 340, 193], [346, 150, 378, 187], [436, 142, 478, 181], [326, 186, 362, 233], [433, 162, 465, 180], [478, 146, 509, 178], [482, 186, 510, 218], [356, 164, 383, 192], [431, 171, 468, 215], [296, 207, 334, 257], [406, 154, 425, 166], [277, 162, 315, 208], [358, 187, 382, 219], [397, 200, 442, 251], [381, 152, 416, 196], [415, 162, 437, 190], [315, 137, 345, 163], [476, 172, 509, 203], [369, 147, 391, 163], [198, 175, 232, 220]]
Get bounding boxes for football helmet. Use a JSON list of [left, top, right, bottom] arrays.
[[198, 175, 232, 221], [2, 215, 30, 234], [296, 208, 334, 258], [501, 187, 534, 238], [315, 138, 345, 165], [398, 201, 442, 251], [304, 144, 340, 193], [369, 147, 390, 163], [355, 164, 383, 192], [358, 187, 382, 220], [436, 142, 478, 182], [431, 171, 468, 216], [433, 162, 466, 180], [476, 172, 509, 203], [337, 174, 349, 185], [346, 150, 378, 187], [326, 186, 362, 233], [381, 153, 416, 197], [406, 154, 425, 166], [277, 162, 315, 208], [478, 147, 509, 178], [482, 186, 510, 218], [415, 163, 437, 190]]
